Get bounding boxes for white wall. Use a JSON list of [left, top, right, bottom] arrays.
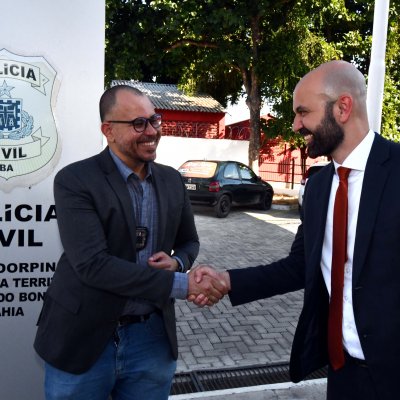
[[156, 136, 249, 169], [0, 2, 105, 399]]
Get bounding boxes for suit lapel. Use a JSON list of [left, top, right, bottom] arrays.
[[97, 148, 137, 251], [352, 134, 390, 284], [305, 163, 334, 280], [151, 163, 168, 250]]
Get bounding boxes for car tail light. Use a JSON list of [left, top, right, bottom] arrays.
[[208, 181, 221, 192]]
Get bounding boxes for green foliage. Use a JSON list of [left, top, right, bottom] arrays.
[[105, 0, 184, 86], [105, 0, 400, 157], [380, 17, 400, 142]]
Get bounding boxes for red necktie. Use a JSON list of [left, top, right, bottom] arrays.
[[328, 166, 351, 370]]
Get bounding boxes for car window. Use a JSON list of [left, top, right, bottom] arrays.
[[178, 161, 217, 178], [238, 164, 256, 181], [223, 163, 240, 179]]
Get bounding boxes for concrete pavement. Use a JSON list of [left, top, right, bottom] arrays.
[[171, 204, 327, 399]]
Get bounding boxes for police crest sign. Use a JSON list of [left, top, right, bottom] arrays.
[[0, 49, 60, 191]]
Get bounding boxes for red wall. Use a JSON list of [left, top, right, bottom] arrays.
[[157, 109, 225, 139], [225, 117, 326, 183]]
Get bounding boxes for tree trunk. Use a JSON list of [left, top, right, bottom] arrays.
[[245, 88, 262, 173], [244, 14, 262, 173]]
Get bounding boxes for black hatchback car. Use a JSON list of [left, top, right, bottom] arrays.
[[178, 160, 274, 217]]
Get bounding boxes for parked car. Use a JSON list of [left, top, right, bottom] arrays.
[[298, 161, 330, 209], [178, 160, 274, 218]]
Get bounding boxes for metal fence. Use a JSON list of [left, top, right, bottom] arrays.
[[259, 159, 305, 189]]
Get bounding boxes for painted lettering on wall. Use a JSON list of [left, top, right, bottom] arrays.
[[0, 203, 58, 317], [0, 204, 56, 247], [0, 263, 56, 317]]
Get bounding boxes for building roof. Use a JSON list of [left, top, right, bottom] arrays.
[[111, 80, 225, 114]]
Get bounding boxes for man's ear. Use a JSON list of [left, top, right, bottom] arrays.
[[336, 94, 352, 123], [101, 122, 114, 142]]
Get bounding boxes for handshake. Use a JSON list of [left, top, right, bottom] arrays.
[[186, 265, 231, 307], [147, 252, 229, 305]]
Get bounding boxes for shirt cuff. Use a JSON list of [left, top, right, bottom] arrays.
[[170, 272, 189, 299], [172, 255, 185, 272]]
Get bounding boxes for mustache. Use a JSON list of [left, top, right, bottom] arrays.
[[299, 127, 312, 136]]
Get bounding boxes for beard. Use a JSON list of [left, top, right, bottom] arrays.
[[300, 102, 345, 159]]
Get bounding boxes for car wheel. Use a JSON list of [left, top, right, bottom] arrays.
[[214, 194, 231, 218], [259, 191, 273, 210]]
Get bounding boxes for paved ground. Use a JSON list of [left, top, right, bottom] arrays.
[[171, 204, 327, 399], [176, 205, 302, 372]]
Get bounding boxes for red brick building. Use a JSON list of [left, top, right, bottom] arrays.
[[225, 115, 327, 185], [111, 81, 226, 139]]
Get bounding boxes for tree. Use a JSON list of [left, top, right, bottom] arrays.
[[380, 3, 400, 142], [105, 0, 175, 84], [105, 0, 400, 169], [150, 0, 342, 171], [259, 0, 400, 175]]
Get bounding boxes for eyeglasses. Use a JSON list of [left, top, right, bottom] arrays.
[[107, 113, 162, 133]]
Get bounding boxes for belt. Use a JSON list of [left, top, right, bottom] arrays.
[[344, 351, 368, 368], [117, 313, 152, 327]]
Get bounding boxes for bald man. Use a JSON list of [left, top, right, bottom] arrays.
[[192, 60, 400, 399]]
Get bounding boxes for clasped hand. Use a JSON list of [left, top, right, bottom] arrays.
[[187, 265, 231, 307], [148, 254, 230, 307]]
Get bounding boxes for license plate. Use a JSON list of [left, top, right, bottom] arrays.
[[185, 183, 196, 190]]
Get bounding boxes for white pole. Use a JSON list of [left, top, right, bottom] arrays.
[[366, 0, 390, 133]]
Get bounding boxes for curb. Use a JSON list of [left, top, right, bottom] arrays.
[[169, 378, 327, 399], [271, 203, 298, 210]]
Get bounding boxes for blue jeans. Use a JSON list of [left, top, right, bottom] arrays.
[[45, 313, 176, 400]]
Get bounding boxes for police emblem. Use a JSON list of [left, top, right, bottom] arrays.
[[0, 49, 60, 192]]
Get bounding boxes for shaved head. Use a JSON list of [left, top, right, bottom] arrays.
[[292, 60, 370, 163], [296, 60, 368, 116]]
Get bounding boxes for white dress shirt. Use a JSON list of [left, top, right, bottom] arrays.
[[321, 129, 375, 360]]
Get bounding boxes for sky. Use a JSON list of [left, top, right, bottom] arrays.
[[225, 95, 271, 125]]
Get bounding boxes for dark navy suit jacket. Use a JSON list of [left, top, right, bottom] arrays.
[[34, 147, 199, 373], [229, 134, 400, 399]]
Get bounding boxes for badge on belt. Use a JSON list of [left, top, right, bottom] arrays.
[[136, 226, 148, 250]]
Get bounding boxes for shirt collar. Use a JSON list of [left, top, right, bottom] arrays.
[[108, 148, 152, 182], [333, 129, 375, 173]]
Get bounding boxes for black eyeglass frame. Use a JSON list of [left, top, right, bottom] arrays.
[[107, 113, 162, 133]]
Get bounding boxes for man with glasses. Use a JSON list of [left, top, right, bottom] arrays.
[[34, 85, 227, 400]]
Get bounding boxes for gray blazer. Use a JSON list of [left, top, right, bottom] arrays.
[[34, 147, 199, 374], [229, 134, 400, 399]]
